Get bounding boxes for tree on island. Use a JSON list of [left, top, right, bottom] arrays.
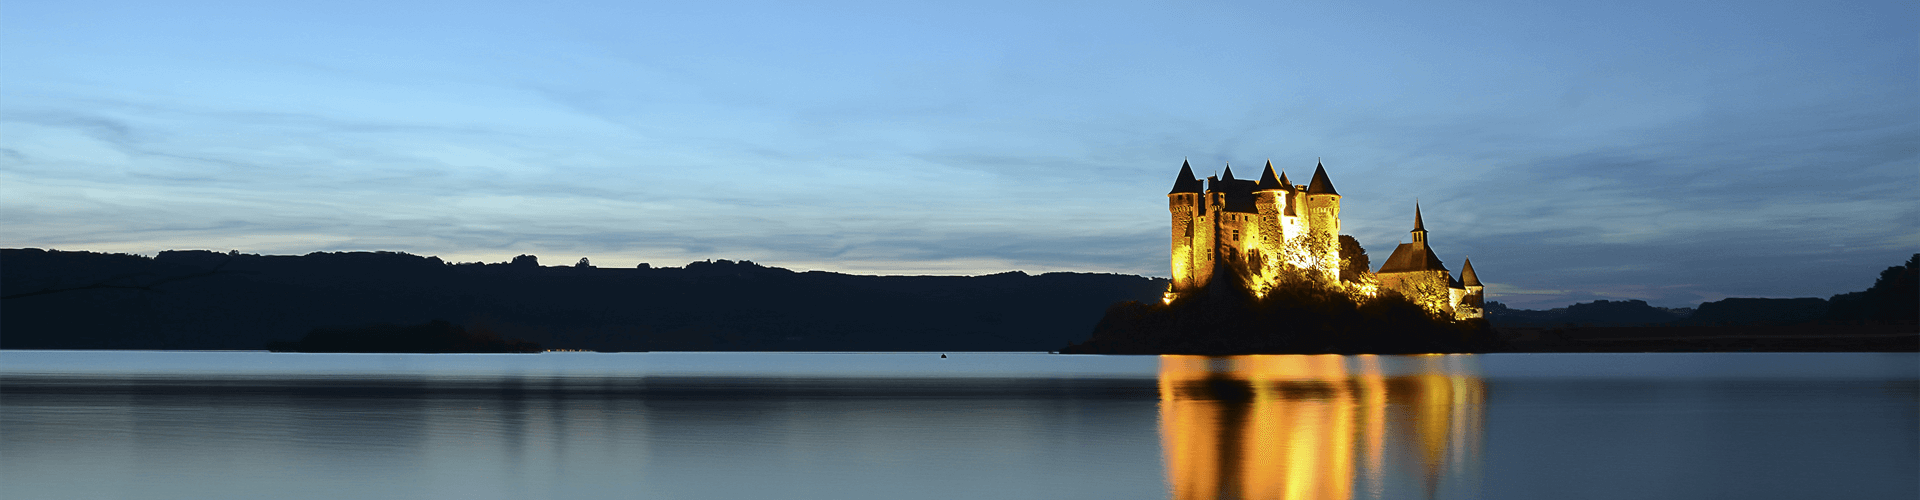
[[1339, 235, 1370, 283], [1063, 243, 1495, 355]]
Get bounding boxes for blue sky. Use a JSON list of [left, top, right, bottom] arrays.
[[2, 0, 1914, 308]]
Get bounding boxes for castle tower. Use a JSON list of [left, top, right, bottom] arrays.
[[1214, 164, 1237, 279], [1252, 160, 1288, 274], [1168, 159, 1205, 293], [1304, 162, 1342, 281], [1457, 257, 1485, 319]]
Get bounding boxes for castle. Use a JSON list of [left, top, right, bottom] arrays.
[[1165, 159, 1484, 319]]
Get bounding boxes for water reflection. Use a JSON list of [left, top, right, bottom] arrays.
[[1159, 355, 1485, 500]]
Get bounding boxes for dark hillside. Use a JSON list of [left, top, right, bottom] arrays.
[[1, 249, 1166, 352]]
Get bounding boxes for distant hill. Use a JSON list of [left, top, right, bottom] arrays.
[[1486, 253, 1917, 329], [1486, 299, 1694, 327], [1478, 254, 1916, 352], [1, 249, 1166, 352]]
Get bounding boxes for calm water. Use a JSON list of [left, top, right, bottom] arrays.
[[2, 351, 1914, 500]]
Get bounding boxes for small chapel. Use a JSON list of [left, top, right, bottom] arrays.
[[1165, 159, 1485, 320]]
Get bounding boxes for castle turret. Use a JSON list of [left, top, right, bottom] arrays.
[[1249, 160, 1289, 272], [1168, 160, 1205, 294], [1169, 159, 1204, 196], [1456, 257, 1485, 319], [1305, 162, 1339, 197], [1304, 161, 1342, 281], [1256, 160, 1285, 191]]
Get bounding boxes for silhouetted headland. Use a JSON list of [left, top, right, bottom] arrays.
[[1061, 261, 1499, 355]]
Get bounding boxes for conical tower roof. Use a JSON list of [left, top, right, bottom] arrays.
[[1306, 161, 1338, 195], [1168, 159, 1203, 194], [1461, 257, 1481, 287], [1256, 160, 1285, 190], [1278, 170, 1292, 189], [1413, 203, 1426, 231], [1220, 162, 1237, 182]]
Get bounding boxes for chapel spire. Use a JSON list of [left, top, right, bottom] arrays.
[[1411, 202, 1428, 244]]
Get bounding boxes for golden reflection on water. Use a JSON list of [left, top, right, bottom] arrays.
[[1159, 355, 1484, 500]]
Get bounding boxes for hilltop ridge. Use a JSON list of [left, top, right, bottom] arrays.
[[1, 248, 1163, 352]]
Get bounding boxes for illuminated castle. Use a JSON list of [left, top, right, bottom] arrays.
[[1165, 159, 1484, 319]]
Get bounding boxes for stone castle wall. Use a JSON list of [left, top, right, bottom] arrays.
[[1378, 270, 1452, 314]]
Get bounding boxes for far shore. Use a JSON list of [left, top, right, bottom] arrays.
[[1493, 324, 1917, 353]]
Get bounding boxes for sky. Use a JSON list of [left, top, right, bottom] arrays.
[[1, 0, 1914, 309]]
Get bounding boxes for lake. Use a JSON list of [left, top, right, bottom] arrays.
[[2, 351, 1914, 499]]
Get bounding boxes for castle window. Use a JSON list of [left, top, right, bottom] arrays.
[[1232, 229, 1240, 241]]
